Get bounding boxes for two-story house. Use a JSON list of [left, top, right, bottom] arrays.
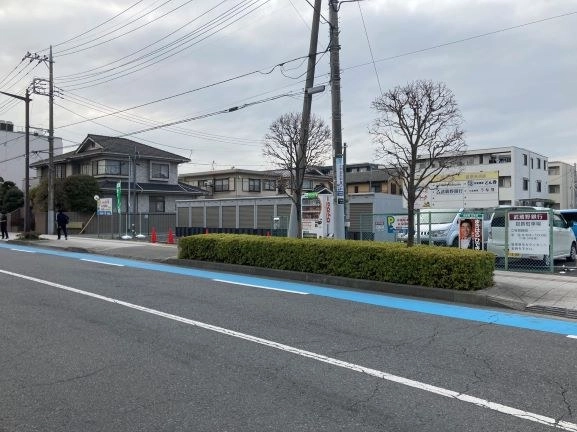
[[30, 134, 206, 213], [178, 167, 332, 198]]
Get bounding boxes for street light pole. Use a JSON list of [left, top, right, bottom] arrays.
[[0, 89, 31, 235]]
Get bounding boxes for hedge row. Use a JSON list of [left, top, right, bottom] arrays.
[[178, 234, 495, 291]]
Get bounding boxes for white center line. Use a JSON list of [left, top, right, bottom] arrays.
[[212, 278, 307, 295], [1, 268, 576, 432], [80, 259, 124, 267]]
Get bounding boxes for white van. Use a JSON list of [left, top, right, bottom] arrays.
[[398, 208, 492, 247], [486, 206, 577, 265]]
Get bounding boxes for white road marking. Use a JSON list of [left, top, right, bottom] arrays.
[[80, 259, 124, 267], [10, 248, 36, 253], [212, 278, 307, 295], [1, 268, 576, 431]]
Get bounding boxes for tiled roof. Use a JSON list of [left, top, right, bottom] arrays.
[[30, 134, 190, 167]]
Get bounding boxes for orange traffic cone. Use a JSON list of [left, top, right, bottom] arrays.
[[151, 227, 157, 243], [167, 228, 175, 244]]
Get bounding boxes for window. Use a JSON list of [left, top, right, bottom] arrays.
[[537, 158, 541, 169], [81, 164, 91, 175], [263, 179, 276, 191], [498, 176, 511, 188], [354, 186, 359, 193], [149, 196, 165, 213], [523, 154, 528, 165], [302, 179, 313, 190], [371, 183, 382, 193], [242, 178, 261, 192], [55, 164, 66, 179], [93, 160, 128, 176], [214, 178, 229, 192], [543, 161, 547, 170], [549, 185, 561, 194], [151, 162, 169, 180], [523, 178, 529, 191], [531, 158, 534, 169], [548, 166, 560, 176], [390, 183, 397, 194], [536, 180, 541, 192], [479, 155, 484, 164]]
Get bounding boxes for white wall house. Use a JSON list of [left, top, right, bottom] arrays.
[[415, 146, 550, 208], [548, 161, 577, 209], [0, 120, 64, 189]]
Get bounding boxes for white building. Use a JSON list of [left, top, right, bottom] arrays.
[[547, 161, 577, 209], [414, 146, 550, 208], [0, 120, 64, 189]]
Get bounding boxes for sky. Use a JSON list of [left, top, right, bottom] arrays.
[[0, 0, 576, 175]]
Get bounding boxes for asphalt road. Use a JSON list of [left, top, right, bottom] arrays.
[[1, 247, 576, 431]]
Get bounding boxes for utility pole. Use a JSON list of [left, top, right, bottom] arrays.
[[0, 89, 31, 235], [329, 0, 345, 239], [25, 48, 55, 234], [289, 0, 323, 238], [48, 46, 55, 234]]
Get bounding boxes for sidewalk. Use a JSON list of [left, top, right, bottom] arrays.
[[3, 232, 577, 320]]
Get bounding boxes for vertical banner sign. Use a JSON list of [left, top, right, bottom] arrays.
[[458, 212, 484, 250], [508, 212, 550, 255], [335, 154, 344, 205], [116, 182, 121, 214]]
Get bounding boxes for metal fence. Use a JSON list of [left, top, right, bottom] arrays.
[[358, 208, 575, 273], [31, 211, 177, 241]]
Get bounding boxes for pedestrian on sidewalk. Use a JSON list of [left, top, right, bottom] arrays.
[[0, 212, 8, 239], [56, 209, 69, 240]]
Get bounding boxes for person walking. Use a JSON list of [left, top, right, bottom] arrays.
[[0, 212, 8, 239], [56, 209, 69, 240]]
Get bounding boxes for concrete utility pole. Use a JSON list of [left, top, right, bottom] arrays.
[[329, 0, 345, 239], [288, 0, 323, 238], [48, 46, 55, 234], [0, 89, 31, 234], [25, 48, 55, 234]]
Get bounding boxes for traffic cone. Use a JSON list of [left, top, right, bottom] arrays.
[[151, 227, 157, 243], [167, 228, 175, 244]]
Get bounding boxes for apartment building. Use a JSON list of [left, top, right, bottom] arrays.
[[414, 146, 551, 208], [0, 120, 64, 189], [548, 161, 577, 209]]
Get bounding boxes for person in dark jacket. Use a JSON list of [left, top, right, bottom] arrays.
[[0, 212, 8, 239], [56, 209, 69, 240]]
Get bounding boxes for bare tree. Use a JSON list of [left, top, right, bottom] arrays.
[[370, 80, 466, 246], [263, 112, 332, 237]]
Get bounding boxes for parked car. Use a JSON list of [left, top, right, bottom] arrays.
[[559, 209, 577, 238], [486, 206, 577, 265], [397, 208, 492, 247]]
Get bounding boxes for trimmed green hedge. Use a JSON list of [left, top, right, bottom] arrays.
[[178, 234, 494, 290]]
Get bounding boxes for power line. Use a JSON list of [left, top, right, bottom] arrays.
[[57, 52, 321, 129], [57, 1, 271, 90], [55, 0, 189, 56], [51, 0, 148, 49]]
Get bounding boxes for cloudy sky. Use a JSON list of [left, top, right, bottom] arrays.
[[0, 0, 575, 174]]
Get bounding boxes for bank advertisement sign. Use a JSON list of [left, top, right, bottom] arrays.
[[414, 171, 499, 209], [508, 212, 550, 255]]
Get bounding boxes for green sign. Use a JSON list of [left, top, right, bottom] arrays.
[[116, 182, 121, 213], [304, 192, 318, 199]]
